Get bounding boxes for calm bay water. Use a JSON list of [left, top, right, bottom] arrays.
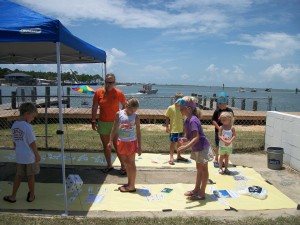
[[1, 84, 299, 112]]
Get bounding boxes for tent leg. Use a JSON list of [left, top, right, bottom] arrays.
[[56, 42, 68, 216]]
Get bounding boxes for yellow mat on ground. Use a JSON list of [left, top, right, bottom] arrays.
[[0, 166, 297, 211], [0, 149, 194, 168]]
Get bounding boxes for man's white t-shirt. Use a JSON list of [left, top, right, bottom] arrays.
[[12, 121, 36, 164]]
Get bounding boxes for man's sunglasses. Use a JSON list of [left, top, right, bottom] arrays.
[[105, 81, 115, 84]]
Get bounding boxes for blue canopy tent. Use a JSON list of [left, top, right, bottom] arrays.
[[0, 0, 106, 215]]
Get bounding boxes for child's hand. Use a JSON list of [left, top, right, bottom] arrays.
[[225, 140, 231, 146], [92, 122, 97, 131], [166, 126, 170, 133], [35, 153, 41, 162], [177, 146, 185, 152], [136, 146, 142, 156], [178, 137, 187, 143]]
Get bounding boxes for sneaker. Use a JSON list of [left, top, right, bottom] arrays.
[[218, 169, 224, 174]]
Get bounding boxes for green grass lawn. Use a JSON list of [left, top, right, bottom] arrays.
[[0, 123, 264, 153]]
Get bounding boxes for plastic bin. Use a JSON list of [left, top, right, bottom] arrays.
[[267, 147, 284, 170]]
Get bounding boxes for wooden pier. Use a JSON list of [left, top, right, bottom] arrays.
[[0, 108, 266, 125]]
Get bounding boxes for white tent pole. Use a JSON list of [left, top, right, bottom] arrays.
[[56, 42, 68, 216]]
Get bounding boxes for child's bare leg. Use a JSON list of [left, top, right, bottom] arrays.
[[214, 146, 219, 162], [169, 142, 176, 162], [27, 175, 35, 200], [176, 141, 182, 158], [199, 163, 208, 197], [10, 175, 22, 200], [193, 163, 202, 193], [224, 155, 229, 170], [127, 154, 136, 190], [219, 155, 224, 170]]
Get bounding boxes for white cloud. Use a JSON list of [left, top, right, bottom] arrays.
[[206, 64, 247, 83], [227, 33, 300, 60], [262, 64, 300, 81], [206, 64, 218, 73], [15, 0, 257, 36], [106, 48, 126, 70]]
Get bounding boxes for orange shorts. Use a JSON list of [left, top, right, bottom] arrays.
[[117, 140, 137, 156]]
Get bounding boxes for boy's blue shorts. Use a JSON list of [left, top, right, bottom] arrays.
[[169, 132, 184, 142]]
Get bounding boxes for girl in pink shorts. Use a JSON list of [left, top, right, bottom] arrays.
[[107, 98, 141, 192]]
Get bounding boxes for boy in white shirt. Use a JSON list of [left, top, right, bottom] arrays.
[[3, 102, 40, 203]]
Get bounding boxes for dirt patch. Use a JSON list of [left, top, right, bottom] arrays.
[[66, 124, 265, 132], [140, 124, 265, 132]]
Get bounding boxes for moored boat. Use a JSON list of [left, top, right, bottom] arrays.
[[138, 83, 158, 94]]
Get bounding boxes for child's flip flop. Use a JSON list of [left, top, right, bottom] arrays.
[[176, 157, 189, 162], [3, 196, 16, 203], [26, 192, 35, 202], [101, 167, 114, 173], [187, 195, 206, 201], [169, 160, 175, 165], [119, 186, 136, 193], [184, 190, 196, 197]]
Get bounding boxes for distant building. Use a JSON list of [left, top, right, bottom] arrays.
[[4, 73, 34, 85]]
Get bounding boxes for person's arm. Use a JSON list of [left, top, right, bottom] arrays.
[[119, 91, 126, 110], [229, 126, 236, 144], [91, 98, 99, 131], [178, 130, 199, 152], [165, 116, 170, 133], [212, 120, 220, 130], [29, 141, 41, 162], [107, 112, 119, 150], [135, 114, 142, 156], [218, 126, 226, 142], [212, 110, 220, 130]]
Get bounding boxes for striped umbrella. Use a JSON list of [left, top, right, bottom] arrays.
[[72, 85, 96, 94]]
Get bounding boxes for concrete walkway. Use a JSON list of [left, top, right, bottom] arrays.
[[1, 152, 299, 219]]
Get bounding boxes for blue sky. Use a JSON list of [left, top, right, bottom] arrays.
[[9, 0, 300, 89]]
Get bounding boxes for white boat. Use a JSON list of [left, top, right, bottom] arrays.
[[239, 87, 246, 92], [138, 84, 158, 94], [250, 88, 257, 92]]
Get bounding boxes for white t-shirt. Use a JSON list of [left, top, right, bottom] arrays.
[[118, 109, 136, 142], [12, 121, 36, 164]]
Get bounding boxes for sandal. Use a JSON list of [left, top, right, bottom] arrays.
[[119, 186, 136, 193], [26, 192, 35, 202], [224, 169, 231, 175], [169, 160, 175, 165], [3, 196, 16, 203], [187, 195, 206, 201], [120, 168, 127, 176], [184, 190, 196, 197], [101, 167, 114, 173], [218, 169, 224, 175], [176, 157, 189, 162]]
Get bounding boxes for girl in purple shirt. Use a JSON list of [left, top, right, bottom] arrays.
[[177, 96, 212, 201]]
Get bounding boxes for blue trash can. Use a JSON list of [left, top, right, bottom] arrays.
[[267, 147, 284, 170]]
